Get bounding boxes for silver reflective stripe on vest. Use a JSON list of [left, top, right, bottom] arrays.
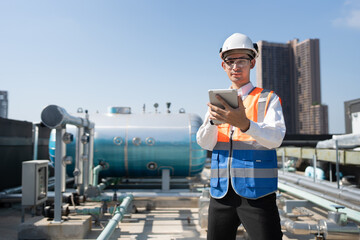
[[267, 93, 276, 112], [231, 168, 278, 178], [213, 141, 230, 150], [211, 168, 228, 178], [211, 167, 277, 179], [214, 141, 269, 150], [232, 141, 269, 150], [257, 90, 271, 123]]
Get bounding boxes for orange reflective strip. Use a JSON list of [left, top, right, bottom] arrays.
[[243, 88, 263, 123], [217, 87, 264, 142], [233, 87, 263, 141]]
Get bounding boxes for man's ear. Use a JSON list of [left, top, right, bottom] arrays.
[[221, 61, 226, 70], [250, 59, 256, 69]]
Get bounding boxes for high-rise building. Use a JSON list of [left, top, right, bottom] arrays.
[[0, 91, 8, 118], [344, 98, 360, 134], [256, 39, 328, 134]]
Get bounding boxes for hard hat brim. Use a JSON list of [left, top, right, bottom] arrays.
[[220, 49, 257, 60]]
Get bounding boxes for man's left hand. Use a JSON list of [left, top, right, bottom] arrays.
[[208, 95, 250, 132]]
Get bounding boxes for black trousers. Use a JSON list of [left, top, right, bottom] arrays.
[[207, 186, 283, 240]]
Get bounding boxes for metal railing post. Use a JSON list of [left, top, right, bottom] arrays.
[[335, 140, 340, 189], [282, 150, 285, 173], [313, 154, 317, 182], [329, 162, 333, 182]]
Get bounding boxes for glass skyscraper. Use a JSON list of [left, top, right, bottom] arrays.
[[256, 39, 328, 134], [0, 91, 8, 119]]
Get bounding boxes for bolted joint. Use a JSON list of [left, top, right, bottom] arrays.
[[81, 154, 88, 161], [81, 134, 90, 144], [62, 132, 74, 144], [62, 156, 73, 165], [73, 168, 81, 176]]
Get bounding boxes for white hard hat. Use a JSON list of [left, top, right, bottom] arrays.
[[219, 33, 258, 60]]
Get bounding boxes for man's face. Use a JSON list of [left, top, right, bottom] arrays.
[[221, 52, 255, 88]]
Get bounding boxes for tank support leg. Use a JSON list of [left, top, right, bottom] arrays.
[[162, 169, 170, 191]]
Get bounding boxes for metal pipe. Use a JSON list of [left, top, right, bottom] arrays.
[[87, 193, 129, 202], [82, 133, 89, 193], [313, 154, 317, 182], [281, 217, 318, 235], [335, 140, 340, 189], [41, 105, 95, 223], [53, 127, 66, 223], [278, 182, 360, 223], [278, 171, 360, 205], [88, 128, 95, 188], [75, 127, 84, 190], [96, 194, 133, 240], [41, 105, 94, 129], [0, 186, 23, 196], [280, 171, 360, 196], [282, 150, 285, 174], [280, 212, 359, 238], [75, 207, 102, 216], [93, 165, 104, 186], [0, 177, 74, 198], [279, 179, 360, 212], [33, 124, 39, 160]]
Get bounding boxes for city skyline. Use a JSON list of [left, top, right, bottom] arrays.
[[1, 1, 359, 134]]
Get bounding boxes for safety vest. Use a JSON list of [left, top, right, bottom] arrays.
[[210, 87, 278, 199]]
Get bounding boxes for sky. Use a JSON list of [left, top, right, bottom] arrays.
[[0, 0, 359, 134]]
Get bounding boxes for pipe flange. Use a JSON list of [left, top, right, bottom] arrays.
[[132, 137, 141, 146], [147, 162, 157, 170], [146, 137, 155, 146], [113, 136, 123, 146]]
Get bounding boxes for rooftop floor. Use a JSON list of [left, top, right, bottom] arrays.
[[1, 201, 330, 240]]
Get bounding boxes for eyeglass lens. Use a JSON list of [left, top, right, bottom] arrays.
[[225, 58, 250, 68]]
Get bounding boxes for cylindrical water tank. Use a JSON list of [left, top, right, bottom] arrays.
[[49, 109, 207, 177]]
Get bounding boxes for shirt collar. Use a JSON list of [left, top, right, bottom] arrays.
[[232, 82, 254, 98]]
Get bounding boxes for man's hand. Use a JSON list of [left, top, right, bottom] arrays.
[[208, 95, 250, 131]]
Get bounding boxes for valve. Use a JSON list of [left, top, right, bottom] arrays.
[[154, 103, 159, 113], [166, 102, 171, 113]]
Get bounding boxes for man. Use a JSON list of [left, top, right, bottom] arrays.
[[196, 33, 286, 240]]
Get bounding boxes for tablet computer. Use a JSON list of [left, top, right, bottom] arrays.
[[208, 89, 239, 124]]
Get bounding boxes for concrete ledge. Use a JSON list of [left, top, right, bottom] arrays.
[[18, 215, 92, 240]]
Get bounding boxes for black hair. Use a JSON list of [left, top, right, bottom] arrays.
[[253, 43, 258, 53]]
